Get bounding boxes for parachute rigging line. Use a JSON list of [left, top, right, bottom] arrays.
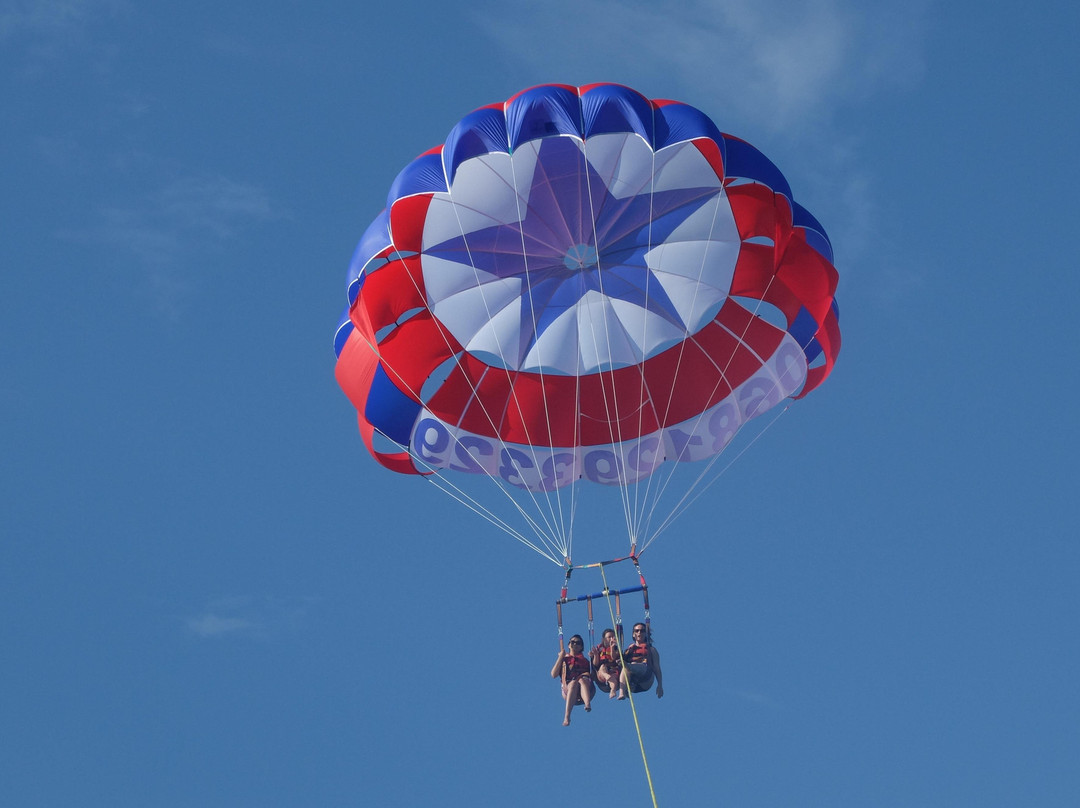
[[645, 403, 791, 548], [627, 154, 742, 551], [392, 170, 579, 562]]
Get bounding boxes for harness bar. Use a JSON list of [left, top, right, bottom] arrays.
[[570, 549, 639, 570], [557, 552, 648, 651], [557, 584, 646, 605]]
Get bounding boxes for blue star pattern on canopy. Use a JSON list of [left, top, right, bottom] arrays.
[[420, 133, 739, 374]]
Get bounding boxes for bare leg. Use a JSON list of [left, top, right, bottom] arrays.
[[563, 680, 580, 726], [599, 668, 617, 698], [581, 678, 594, 712]]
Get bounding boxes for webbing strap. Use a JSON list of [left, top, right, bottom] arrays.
[[556, 600, 571, 686], [587, 598, 596, 675]]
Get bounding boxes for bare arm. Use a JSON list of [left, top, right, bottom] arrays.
[[550, 650, 566, 679]]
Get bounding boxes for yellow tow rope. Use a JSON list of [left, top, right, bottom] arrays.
[[599, 563, 659, 808]]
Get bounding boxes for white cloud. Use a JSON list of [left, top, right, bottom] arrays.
[[0, 0, 126, 70], [0, 0, 92, 39], [732, 688, 782, 708], [184, 595, 314, 641], [472, 0, 924, 133], [187, 613, 254, 638], [154, 174, 279, 240], [58, 172, 281, 319], [63, 171, 281, 292]]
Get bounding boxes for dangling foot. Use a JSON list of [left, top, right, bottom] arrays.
[[609, 689, 617, 699], [563, 716, 571, 726], [617, 689, 626, 700], [584, 704, 592, 712]]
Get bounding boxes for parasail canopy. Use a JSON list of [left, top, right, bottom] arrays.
[[335, 83, 840, 564]]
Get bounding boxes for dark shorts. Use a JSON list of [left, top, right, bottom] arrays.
[[626, 663, 654, 693]]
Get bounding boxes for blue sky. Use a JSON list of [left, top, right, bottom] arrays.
[[3, 1, 1078, 806]]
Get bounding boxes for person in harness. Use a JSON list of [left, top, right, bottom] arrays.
[[551, 634, 594, 726], [621, 623, 664, 699], [591, 627, 623, 699]]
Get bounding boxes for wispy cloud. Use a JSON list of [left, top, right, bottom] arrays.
[[187, 613, 254, 638], [55, 171, 279, 317], [62, 171, 284, 319], [0, 0, 93, 39], [732, 688, 782, 709], [154, 174, 280, 240], [185, 595, 314, 640], [0, 0, 125, 70], [473, 0, 924, 133], [83, 173, 281, 265]]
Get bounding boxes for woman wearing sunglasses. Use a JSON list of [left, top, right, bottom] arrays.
[[620, 623, 664, 699], [550, 634, 594, 726]]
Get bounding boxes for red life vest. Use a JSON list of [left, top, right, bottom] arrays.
[[563, 652, 590, 682], [624, 642, 650, 666], [596, 644, 620, 668]]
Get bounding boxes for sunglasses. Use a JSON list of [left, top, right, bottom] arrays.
[[569, 640, 583, 646]]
